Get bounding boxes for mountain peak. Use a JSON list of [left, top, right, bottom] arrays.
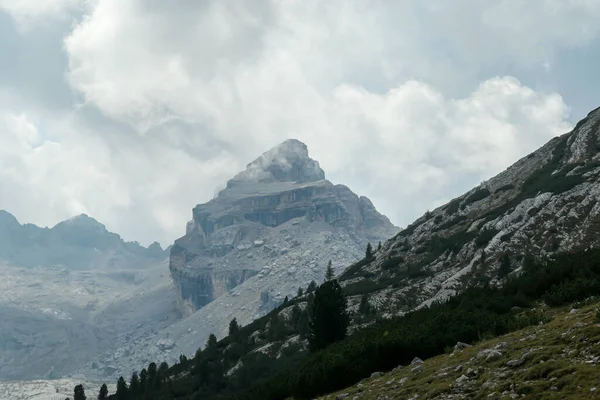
[[228, 138, 325, 186], [53, 213, 106, 230]]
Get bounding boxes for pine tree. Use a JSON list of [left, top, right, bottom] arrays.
[[297, 308, 310, 339], [297, 287, 304, 297], [267, 313, 286, 341], [139, 368, 148, 393], [97, 384, 108, 400], [179, 354, 188, 364], [498, 253, 512, 279], [158, 361, 169, 383], [308, 280, 349, 352], [228, 317, 239, 338], [291, 304, 302, 330], [147, 362, 158, 389], [283, 295, 289, 305], [73, 384, 86, 400], [307, 280, 317, 293], [523, 252, 536, 271], [358, 293, 372, 316], [206, 333, 218, 349], [366, 243, 374, 259], [129, 372, 140, 396], [325, 260, 334, 281], [115, 377, 128, 400], [377, 241, 382, 251]]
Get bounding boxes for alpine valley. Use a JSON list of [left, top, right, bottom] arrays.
[[4, 106, 600, 399]]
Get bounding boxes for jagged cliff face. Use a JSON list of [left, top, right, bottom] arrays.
[[169, 139, 397, 315], [340, 106, 600, 316]]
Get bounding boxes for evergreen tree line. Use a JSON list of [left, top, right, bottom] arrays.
[[82, 243, 600, 399], [237, 247, 600, 399], [92, 261, 354, 399]]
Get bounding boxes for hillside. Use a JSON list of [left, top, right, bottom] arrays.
[[339, 106, 600, 316], [320, 300, 600, 400], [85, 106, 600, 399]]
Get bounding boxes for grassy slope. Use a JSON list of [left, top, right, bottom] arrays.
[[319, 301, 600, 400]]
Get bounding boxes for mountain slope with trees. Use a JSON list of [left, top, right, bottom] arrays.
[[81, 105, 600, 399]]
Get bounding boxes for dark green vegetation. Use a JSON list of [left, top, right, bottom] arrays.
[[308, 280, 349, 352], [92, 246, 600, 400]]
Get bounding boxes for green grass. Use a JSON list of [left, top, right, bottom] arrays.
[[320, 302, 600, 400]]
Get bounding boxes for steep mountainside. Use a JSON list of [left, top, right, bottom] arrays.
[[0, 211, 168, 269], [170, 139, 397, 316], [84, 106, 600, 400], [340, 106, 600, 316]]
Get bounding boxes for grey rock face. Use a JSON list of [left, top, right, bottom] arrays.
[[339, 106, 600, 317], [170, 139, 397, 315]]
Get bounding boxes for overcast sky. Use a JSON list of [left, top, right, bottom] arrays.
[[0, 1, 599, 247]]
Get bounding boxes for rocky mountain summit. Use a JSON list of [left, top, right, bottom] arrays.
[[170, 138, 397, 315], [0, 211, 168, 269], [339, 106, 600, 316], [84, 139, 399, 377]]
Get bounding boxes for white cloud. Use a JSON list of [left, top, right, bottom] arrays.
[[1, 0, 596, 245]]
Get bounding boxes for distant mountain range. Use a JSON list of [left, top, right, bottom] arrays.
[[0, 211, 168, 269]]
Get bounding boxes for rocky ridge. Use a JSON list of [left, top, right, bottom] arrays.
[[339, 106, 600, 317]]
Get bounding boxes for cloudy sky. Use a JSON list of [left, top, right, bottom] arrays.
[[0, 0, 599, 247]]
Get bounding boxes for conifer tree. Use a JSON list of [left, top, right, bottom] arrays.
[[97, 384, 108, 400], [297, 308, 310, 339], [325, 260, 334, 281], [499, 253, 512, 279], [308, 280, 349, 352], [139, 368, 148, 393], [366, 242, 374, 259], [129, 372, 140, 396], [307, 280, 317, 293], [115, 377, 128, 400], [158, 361, 169, 382], [297, 287, 304, 297], [74, 384, 86, 400], [291, 304, 302, 330], [147, 362, 158, 389], [358, 293, 372, 316], [228, 317, 239, 338], [377, 241, 382, 251], [206, 333, 218, 349]]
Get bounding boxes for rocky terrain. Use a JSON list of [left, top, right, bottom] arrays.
[[170, 138, 397, 315], [98, 139, 397, 376], [0, 379, 116, 400], [338, 106, 600, 316], [320, 299, 600, 400], [0, 212, 177, 382]]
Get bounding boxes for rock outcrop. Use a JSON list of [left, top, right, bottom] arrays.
[[170, 139, 397, 315], [339, 106, 600, 316]]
